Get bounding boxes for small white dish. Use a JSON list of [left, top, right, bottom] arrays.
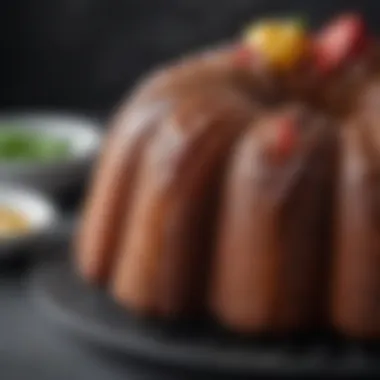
[[0, 111, 104, 195], [0, 185, 59, 256]]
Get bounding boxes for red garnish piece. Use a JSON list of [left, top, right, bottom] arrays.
[[276, 116, 297, 158], [233, 44, 256, 68], [313, 13, 368, 74], [271, 114, 298, 160]]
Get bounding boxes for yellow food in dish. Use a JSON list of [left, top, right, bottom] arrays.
[[0, 206, 31, 237]]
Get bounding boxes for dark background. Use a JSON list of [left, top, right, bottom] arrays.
[[2, 0, 380, 119]]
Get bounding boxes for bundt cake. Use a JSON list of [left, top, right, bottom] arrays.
[[75, 13, 380, 339]]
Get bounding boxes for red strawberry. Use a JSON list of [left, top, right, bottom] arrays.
[[313, 13, 368, 73]]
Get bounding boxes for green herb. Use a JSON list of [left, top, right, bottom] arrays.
[[0, 130, 72, 162]]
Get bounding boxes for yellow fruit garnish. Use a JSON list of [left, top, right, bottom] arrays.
[[243, 20, 308, 69], [0, 206, 30, 237]]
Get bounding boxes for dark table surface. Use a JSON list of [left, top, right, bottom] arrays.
[[0, 223, 184, 380], [0, 264, 129, 380]]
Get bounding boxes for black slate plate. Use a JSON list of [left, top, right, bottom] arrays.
[[30, 245, 380, 377]]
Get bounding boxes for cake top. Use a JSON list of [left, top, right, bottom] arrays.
[[240, 12, 369, 74]]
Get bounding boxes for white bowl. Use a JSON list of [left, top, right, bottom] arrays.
[[0, 111, 103, 194], [0, 185, 59, 256]]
